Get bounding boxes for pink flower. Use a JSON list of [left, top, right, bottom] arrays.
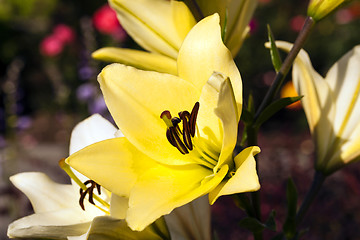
[[93, 4, 121, 34], [53, 24, 75, 44], [39, 35, 63, 57]]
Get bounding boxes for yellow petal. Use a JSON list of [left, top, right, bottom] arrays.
[[171, 0, 196, 41], [225, 0, 258, 56], [126, 164, 228, 231], [109, 0, 184, 58], [308, 0, 347, 21], [92, 47, 177, 75], [98, 63, 199, 165], [209, 146, 260, 204], [213, 74, 239, 171], [66, 137, 155, 197], [269, 41, 336, 167], [177, 14, 243, 120]]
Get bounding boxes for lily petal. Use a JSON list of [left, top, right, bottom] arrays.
[[10, 172, 79, 212], [98, 63, 199, 165], [165, 196, 211, 240], [69, 114, 117, 155], [177, 14, 243, 119], [126, 164, 228, 231], [225, 0, 258, 56], [92, 47, 177, 75], [271, 41, 336, 165], [8, 209, 91, 239], [171, 0, 196, 41], [325, 45, 360, 141], [69, 114, 118, 185], [67, 137, 155, 197], [213, 74, 239, 171], [110, 194, 129, 219], [209, 146, 260, 204], [109, 0, 187, 58]]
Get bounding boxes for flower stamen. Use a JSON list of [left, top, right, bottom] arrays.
[[161, 102, 200, 155], [79, 180, 101, 211]]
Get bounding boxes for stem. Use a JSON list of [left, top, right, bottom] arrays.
[[295, 171, 326, 226], [254, 16, 315, 119]]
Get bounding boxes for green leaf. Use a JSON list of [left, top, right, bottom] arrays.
[[283, 178, 298, 239], [87, 216, 170, 240], [254, 96, 303, 128], [239, 217, 266, 233], [265, 210, 277, 231], [267, 24, 282, 72]]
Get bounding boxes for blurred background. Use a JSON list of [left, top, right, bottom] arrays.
[[1, 0, 360, 239]]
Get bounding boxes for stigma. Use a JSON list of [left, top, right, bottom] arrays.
[[160, 102, 199, 154]]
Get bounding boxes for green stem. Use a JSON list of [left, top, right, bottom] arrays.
[[254, 16, 315, 119], [244, 17, 316, 240], [295, 171, 326, 227]]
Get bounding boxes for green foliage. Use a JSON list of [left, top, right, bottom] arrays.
[[267, 24, 282, 73], [254, 96, 303, 129], [283, 178, 298, 239]]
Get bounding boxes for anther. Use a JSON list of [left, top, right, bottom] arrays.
[[189, 102, 199, 137], [79, 180, 101, 211], [179, 111, 192, 150], [160, 102, 200, 155]]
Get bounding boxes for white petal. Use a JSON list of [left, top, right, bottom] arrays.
[[325, 45, 360, 140], [165, 196, 211, 240], [69, 114, 118, 155], [10, 172, 79, 213], [8, 208, 92, 239]]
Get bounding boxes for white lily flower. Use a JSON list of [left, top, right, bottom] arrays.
[[8, 114, 117, 239], [273, 41, 360, 174]]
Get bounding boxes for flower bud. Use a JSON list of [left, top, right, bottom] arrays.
[[307, 0, 351, 21]]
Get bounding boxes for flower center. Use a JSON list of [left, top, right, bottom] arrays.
[[160, 102, 199, 155]]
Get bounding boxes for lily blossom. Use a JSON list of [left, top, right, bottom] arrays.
[[92, 0, 257, 74], [7, 114, 117, 239], [67, 14, 260, 231], [273, 41, 360, 175]]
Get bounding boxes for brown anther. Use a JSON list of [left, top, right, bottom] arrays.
[[79, 180, 101, 211], [179, 111, 192, 150], [161, 102, 200, 155], [170, 127, 189, 154], [189, 102, 199, 137], [160, 110, 172, 120]]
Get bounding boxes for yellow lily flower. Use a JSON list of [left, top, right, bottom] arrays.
[[273, 41, 360, 175], [307, 0, 351, 21], [92, 0, 257, 74], [67, 14, 260, 231], [189, 0, 258, 55]]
